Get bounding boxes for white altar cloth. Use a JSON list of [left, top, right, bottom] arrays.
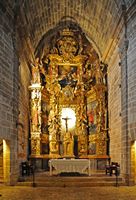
[[49, 159, 90, 176]]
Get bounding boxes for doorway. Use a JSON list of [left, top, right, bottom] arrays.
[[131, 141, 136, 184], [0, 139, 3, 182], [0, 139, 10, 184]]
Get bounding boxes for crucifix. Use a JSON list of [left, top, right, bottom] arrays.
[[62, 116, 71, 132]]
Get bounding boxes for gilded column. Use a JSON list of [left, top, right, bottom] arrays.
[[76, 63, 88, 156], [94, 60, 107, 155], [46, 58, 61, 157], [29, 60, 42, 156]]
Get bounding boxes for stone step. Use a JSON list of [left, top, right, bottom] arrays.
[[29, 176, 123, 182], [17, 172, 125, 187], [17, 181, 125, 187]]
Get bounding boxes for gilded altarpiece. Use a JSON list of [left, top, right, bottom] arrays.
[[29, 28, 108, 160]]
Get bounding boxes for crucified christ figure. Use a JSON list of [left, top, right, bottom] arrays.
[[62, 116, 71, 132]]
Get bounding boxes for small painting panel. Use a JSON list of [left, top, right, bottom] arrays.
[[87, 100, 97, 135], [58, 65, 77, 88], [41, 101, 49, 134]]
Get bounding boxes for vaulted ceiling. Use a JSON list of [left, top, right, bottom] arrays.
[[15, 0, 132, 60]]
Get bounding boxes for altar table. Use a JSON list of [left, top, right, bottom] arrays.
[[49, 159, 90, 176]]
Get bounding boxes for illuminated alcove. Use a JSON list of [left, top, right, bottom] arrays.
[[61, 108, 76, 131]]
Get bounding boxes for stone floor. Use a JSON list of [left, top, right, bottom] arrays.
[[0, 186, 136, 200]]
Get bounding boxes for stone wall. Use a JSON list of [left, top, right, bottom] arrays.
[[0, 0, 33, 184], [126, 2, 136, 184], [17, 56, 31, 164], [127, 3, 136, 144], [16, 18, 34, 168], [107, 45, 122, 164], [103, 1, 136, 184], [0, 1, 19, 184], [107, 2, 136, 184]]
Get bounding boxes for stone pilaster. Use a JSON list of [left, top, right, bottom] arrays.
[[118, 5, 130, 184]]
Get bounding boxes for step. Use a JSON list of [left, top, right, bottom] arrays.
[[17, 181, 125, 187], [17, 172, 125, 187], [27, 176, 123, 182]]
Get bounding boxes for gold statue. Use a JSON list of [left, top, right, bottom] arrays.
[[94, 60, 104, 85], [63, 132, 74, 156], [49, 134, 59, 154], [31, 58, 41, 84]]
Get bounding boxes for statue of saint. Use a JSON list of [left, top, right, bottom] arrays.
[[94, 60, 104, 84], [63, 132, 73, 156], [31, 58, 41, 84], [49, 134, 59, 154], [31, 100, 39, 132]]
